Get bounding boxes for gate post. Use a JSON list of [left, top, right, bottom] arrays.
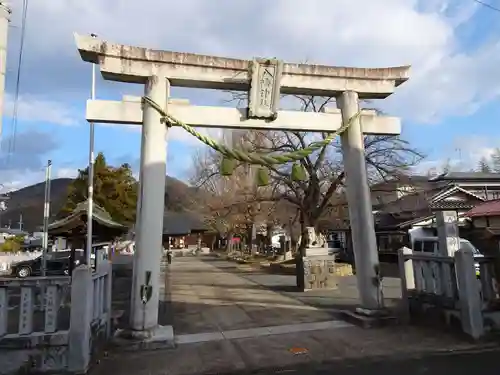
[[337, 91, 382, 312]]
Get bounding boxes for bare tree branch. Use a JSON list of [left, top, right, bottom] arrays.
[[191, 90, 425, 249]]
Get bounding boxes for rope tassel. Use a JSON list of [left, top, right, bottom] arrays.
[[220, 157, 236, 176], [256, 167, 270, 186], [291, 163, 307, 181]]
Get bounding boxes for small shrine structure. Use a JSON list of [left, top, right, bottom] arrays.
[[48, 201, 128, 251]]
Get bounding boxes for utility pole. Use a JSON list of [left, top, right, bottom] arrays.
[[0, 191, 8, 228], [86, 33, 97, 266], [18, 212, 22, 231], [41, 159, 52, 277], [0, 3, 12, 228], [0, 2, 11, 139]]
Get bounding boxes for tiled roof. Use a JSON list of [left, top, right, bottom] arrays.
[[429, 172, 500, 182], [47, 201, 126, 231], [162, 210, 209, 236], [466, 200, 500, 218], [375, 184, 485, 228], [429, 200, 477, 210], [378, 188, 441, 214], [370, 174, 432, 191], [430, 185, 485, 202]]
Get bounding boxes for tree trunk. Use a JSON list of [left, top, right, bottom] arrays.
[[296, 213, 308, 291], [225, 232, 234, 253], [266, 222, 273, 252], [246, 223, 257, 256], [295, 212, 319, 291]]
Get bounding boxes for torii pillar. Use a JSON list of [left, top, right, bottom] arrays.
[[75, 33, 410, 340]]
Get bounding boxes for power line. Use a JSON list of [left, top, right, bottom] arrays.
[[6, 0, 29, 163], [474, 0, 500, 13]]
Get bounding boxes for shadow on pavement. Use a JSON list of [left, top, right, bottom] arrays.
[[199, 256, 403, 313], [210, 348, 500, 375]]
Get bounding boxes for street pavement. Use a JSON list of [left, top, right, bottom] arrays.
[[247, 348, 500, 375], [90, 256, 499, 375]]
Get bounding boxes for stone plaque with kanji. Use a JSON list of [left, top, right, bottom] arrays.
[[248, 58, 283, 120]]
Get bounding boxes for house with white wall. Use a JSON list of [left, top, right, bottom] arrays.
[[0, 228, 28, 243]]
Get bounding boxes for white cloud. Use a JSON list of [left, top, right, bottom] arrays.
[[56, 168, 78, 179], [414, 135, 500, 174], [0, 166, 80, 194], [113, 122, 223, 146], [4, 93, 77, 126], [11, 0, 499, 125], [0, 170, 44, 193], [4, 0, 500, 189]]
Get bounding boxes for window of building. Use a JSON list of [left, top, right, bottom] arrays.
[[421, 240, 436, 253]]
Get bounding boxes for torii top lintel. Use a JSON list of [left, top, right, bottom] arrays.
[[74, 33, 410, 99]]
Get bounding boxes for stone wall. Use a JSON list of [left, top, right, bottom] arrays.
[[303, 256, 338, 290]]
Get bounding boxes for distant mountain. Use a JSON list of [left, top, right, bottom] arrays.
[[0, 176, 204, 232]]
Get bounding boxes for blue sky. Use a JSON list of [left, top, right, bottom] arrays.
[[1, 0, 500, 191]]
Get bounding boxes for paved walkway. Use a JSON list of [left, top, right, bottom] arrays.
[[170, 257, 338, 336], [90, 256, 498, 375], [223, 260, 403, 311]]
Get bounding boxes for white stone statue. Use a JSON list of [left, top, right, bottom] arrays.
[[297, 227, 327, 250], [307, 227, 327, 247]]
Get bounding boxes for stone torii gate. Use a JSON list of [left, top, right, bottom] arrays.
[[75, 33, 410, 342]]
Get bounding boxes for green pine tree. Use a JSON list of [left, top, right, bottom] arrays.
[[61, 152, 138, 225], [477, 156, 492, 173], [491, 148, 500, 173]]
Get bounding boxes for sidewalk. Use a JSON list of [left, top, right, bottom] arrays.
[[92, 321, 494, 375], [90, 256, 498, 375]]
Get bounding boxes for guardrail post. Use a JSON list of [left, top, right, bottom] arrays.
[[454, 249, 484, 339], [397, 247, 414, 323], [68, 265, 93, 373]]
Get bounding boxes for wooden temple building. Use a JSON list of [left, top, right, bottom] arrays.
[[161, 210, 211, 249]]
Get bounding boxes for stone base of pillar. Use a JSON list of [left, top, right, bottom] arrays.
[[113, 325, 175, 350], [304, 247, 330, 257], [302, 255, 338, 291], [355, 307, 389, 317], [340, 308, 397, 329]]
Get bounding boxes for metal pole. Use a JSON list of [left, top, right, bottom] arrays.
[[0, 3, 11, 141], [86, 33, 97, 266], [41, 159, 52, 277]]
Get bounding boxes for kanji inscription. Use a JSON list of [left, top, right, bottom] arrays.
[[248, 58, 283, 120], [44, 285, 58, 333]]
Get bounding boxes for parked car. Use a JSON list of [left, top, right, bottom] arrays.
[[411, 236, 483, 276], [11, 250, 85, 278]]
